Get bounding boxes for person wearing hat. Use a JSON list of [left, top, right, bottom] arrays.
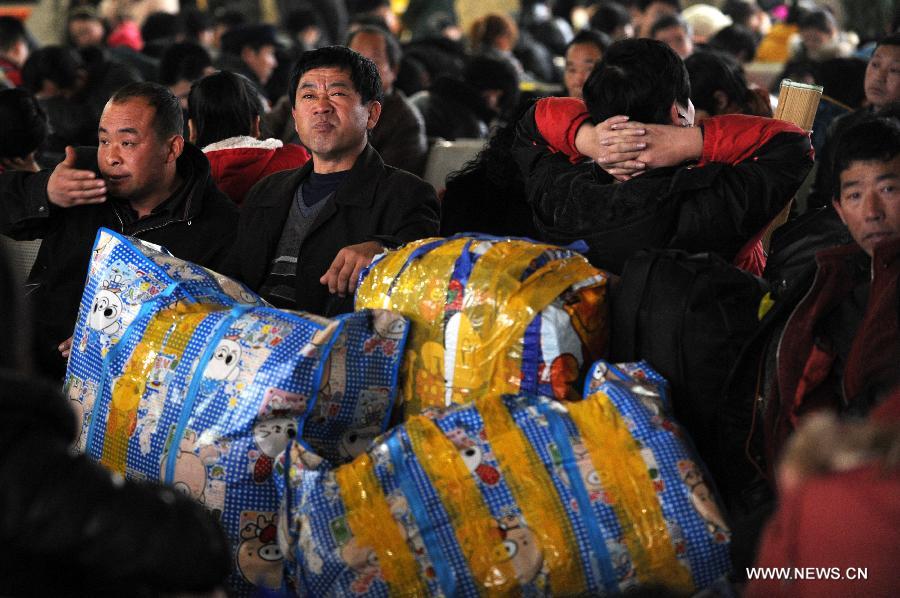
[[217, 23, 280, 103], [409, 54, 520, 141]]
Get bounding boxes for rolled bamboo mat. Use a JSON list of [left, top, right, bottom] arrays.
[[762, 79, 824, 252]]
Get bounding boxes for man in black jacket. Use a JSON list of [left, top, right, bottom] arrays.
[[348, 25, 428, 176], [0, 81, 238, 380], [225, 46, 439, 317]]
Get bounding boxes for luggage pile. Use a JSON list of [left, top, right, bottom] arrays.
[[68, 232, 732, 595], [66, 229, 408, 594], [279, 360, 732, 595]]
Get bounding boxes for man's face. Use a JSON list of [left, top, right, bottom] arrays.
[[833, 155, 900, 257], [349, 31, 395, 94], [3, 37, 28, 67], [292, 66, 380, 166], [69, 18, 105, 48], [865, 45, 900, 110], [97, 98, 177, 202], [243, 44, 277, 85], [800, 27, 833, 55], [655, 25, 693, 59], [564, 43, 602, 99]]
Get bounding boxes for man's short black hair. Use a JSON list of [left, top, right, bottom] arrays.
[[349, 0, 391, 15], [722, 0, 759, 29], [583, 38, 690, 125], [708, 24, 758, 62], [21, 46, 83, 94], [288, 45, 383, 107], [140, 11, 183, 43], [188, 71, 262, 148], [182, 7, 213, 40], [832, 117, 900, 200], [639, 0, 681, 12], [346, 25, 402, 70], [589, 2, 632, 36], [685, 50, 747, 116], [651, 13, 691, 38], [109, 81, 184, 141], [221, 24, 280, 55], [566, 29, 612, 55], [0, 16, 26, 53], [877, 32, 900, 49], [798, 8, 836, 34], [0, 88, 48, 159], [158, 42, 212, 86]]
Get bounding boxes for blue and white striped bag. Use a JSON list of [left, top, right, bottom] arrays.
[[66, 229, 408, 594]]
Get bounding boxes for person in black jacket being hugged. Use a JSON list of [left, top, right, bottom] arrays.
[[0, 82, 238, 381], [512, 38, 813, 277], [225, 46, 439, 317]]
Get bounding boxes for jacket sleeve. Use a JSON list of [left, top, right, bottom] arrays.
[[533, 97, 592, 160], [511, 99, 594, 233], [373, 174, 440, 248], [0, 169, 57, 241], [670, 115, 814, 257]]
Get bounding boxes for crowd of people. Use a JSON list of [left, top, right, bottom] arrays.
[[1, 0, 898, 595]]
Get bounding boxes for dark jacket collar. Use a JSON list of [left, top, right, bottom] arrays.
[[252, 143, 385, 209]]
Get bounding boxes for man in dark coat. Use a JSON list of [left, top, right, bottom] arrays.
[[0, 81, 238, 380], [348, 25, 428, 176], [224, 46, 439, 317]]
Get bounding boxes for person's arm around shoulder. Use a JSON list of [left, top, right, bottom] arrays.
[[698, 114, 809, 166]]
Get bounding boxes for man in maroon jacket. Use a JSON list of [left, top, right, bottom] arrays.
[[765, 116, 900, 462]]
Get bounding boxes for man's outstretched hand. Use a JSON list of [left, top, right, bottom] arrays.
[[47, 146, 106, 208], [320, 241, 384, 297]]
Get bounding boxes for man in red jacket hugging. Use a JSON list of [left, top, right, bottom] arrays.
[[512, 38, 813, 276]]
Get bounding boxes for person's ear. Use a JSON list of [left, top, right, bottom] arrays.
[[366, 100, 382, 130], [167, 135, 185, 163], [668, 102, 681, 126], [251, 115, 261, 139], [187, 118, 197, 144], [713, 90, 729, 112], [832, 198, 848, 225]]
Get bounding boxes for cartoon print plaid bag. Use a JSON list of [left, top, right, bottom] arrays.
[[278, 360, 731, 596], [355, 235, 610, 418], [65, 229, 409, 594]]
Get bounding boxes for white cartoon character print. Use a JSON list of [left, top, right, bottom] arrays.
[[252, 390, 304, 483], [204, 337, 242, 381], [88, 277, 125, 334], [447, 428, 500, 486]]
